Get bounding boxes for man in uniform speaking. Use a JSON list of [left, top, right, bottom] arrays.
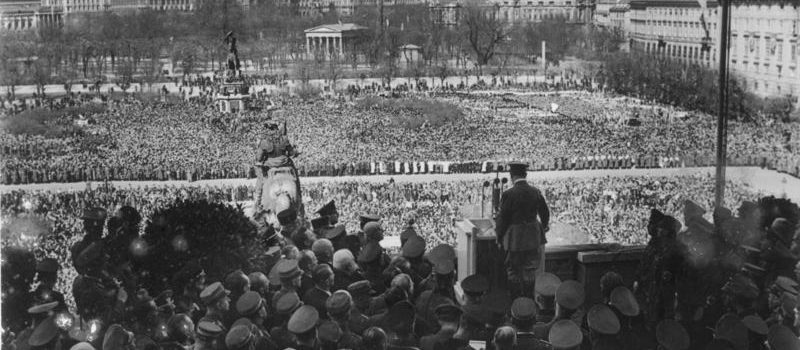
[[495, 162, 550, 300]]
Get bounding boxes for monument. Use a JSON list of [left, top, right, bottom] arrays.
[[216, 31, 250, 113]]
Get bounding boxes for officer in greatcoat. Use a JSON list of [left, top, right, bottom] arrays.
[[494, 162, 550, 300]]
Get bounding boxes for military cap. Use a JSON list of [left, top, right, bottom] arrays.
[[427, 244, 456, 266], [277, 208, 297, 226], [81, 207, 107, 221], [359, 214, 380, 229], [773, 276, 798, 295], [311, 217, 329, 231], [400, 228, 418, 245], [236, 291, 264, 316], [225, 325, 253, 349], [70, 342, 95, 350], [197, 320, 224, 338], [767, 325, 800, 350], [649, 209, 666, 227], [326, 290, 353, 315], [656, 319, 690, 350], [510, 297, 536, 321], [548, 320, 582, 349], [28, 301, 59, 314], [683, 200, 706, 218], [770, 218, 793, 245], [36, 258, 59, 273], [347, 280, 375, 297], [587, 304, 620, 335], [461, 274, 490, 295], [200, 282, 230, 305], [434, 304, 463, 323], [609, 286, 639, 317], [276, 292, 302, 315], [288, 305, 319, 334], [401, 235, 426, 259], [318, 320, 342, 343], [316, 201, 338, 217], [277, 259, 302, 280], [102, 324, 133, 350], [29, 315, 59, 347], [714, 313, 747, 350], [535, 272, 562, 297], [433, 259, 455, 275], [508, 161, 529, 175], [232, 317, 253, 329], [324, 225, 346, 240], [357, 241, 382, 264], [363, 222, 384, 241], [383, 301, 415, 331], [741, 315, 768, 335], [462, 304, 493, 325], [556, 280, 585, 310], [722, 274, 759, 299]]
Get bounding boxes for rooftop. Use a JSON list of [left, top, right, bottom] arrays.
[[304, 23, 369, 33]]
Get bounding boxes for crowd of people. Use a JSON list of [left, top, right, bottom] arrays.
[[2, 87, 798, 185], [2, 174, 799, 350]]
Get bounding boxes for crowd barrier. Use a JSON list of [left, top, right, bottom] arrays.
[[2, 153, 799, 185]]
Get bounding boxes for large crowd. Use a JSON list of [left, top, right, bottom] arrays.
[[2, 86, 799, 185], [2, 173, 799, 350]]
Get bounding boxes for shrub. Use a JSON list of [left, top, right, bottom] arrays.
[[1, 105, 105, 137], [135, 200, 269, 294], [295, 84, 322, 101]]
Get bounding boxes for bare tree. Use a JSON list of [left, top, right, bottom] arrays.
[[461, 4, 508, 76]]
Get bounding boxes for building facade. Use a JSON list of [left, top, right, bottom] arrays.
[[629, 0, 800, 97], [1, 0, 62, 31], [728, 1, 799, 97], [429, 0, 595, 26]]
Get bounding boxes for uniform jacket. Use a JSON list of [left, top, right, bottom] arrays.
[[495, 180, 550, 252], [420, 328, 457, 350]]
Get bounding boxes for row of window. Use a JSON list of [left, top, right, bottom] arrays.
[[643, 41, 714, 61], [731, 34, 800, 64]]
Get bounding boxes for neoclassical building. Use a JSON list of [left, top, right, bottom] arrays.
[[629, 0, 799, 97], [304, 23, 369, 59]]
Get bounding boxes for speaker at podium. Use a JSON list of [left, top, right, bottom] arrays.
[[454, 217, 507, 293]]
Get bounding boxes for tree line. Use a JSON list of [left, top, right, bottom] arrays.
[[597, 52, 797, 121], [0, 1, 629, 96]]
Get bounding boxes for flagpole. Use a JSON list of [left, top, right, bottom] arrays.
[[714, 0, 731, 209]]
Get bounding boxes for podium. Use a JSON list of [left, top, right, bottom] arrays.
[[454, 218, 507, 291]]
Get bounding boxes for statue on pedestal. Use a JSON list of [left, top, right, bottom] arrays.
[[224, 31, 241, 80]]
